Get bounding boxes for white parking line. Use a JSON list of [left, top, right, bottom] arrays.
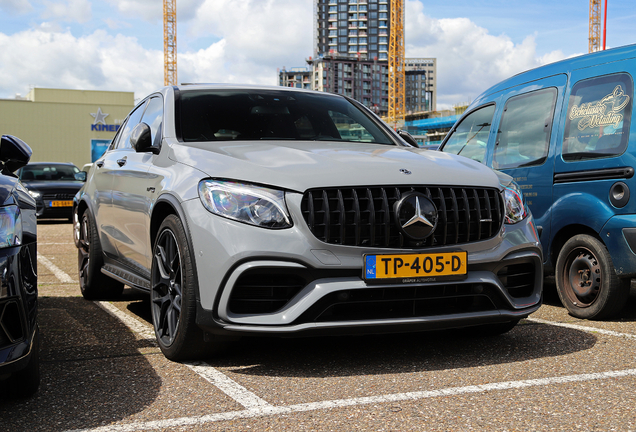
[[527, 317, 636, 339], [95, 301, 156, 344], [65, 367, 636, 432], [37, 252, 75, 283], [185, 362, 272, 409]]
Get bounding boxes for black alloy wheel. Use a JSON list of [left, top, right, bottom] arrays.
[[151, 215, 216, 361], [555, 234, 629, 320]]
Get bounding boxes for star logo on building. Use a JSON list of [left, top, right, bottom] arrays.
[[90, 107, 109, 125]]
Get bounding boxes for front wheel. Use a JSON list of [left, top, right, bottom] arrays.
[[151, 215, 217, 361], [555, 234, 630, 320]]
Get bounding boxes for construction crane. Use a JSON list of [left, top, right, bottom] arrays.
[[387, 0, 405, 128], [164, 0, 177, 86], [589, 0, 601, 53]]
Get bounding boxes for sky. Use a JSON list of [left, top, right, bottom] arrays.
[[0, 0, 634, 109]]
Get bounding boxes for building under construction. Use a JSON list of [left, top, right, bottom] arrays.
[[278, 0, 436, 118]]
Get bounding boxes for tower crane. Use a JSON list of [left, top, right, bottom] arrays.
[[387, 0, 405, 128], [164, 0, 177, 86], [589, 0, 601, 53]]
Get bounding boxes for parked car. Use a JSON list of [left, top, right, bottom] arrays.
[[73, 84, 542, 361], [17, 162, 85, 221], [0, 135, 39, 397], [440, 43, 636, 320]]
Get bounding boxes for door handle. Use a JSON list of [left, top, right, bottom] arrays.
[[117, 158, 127, 167]]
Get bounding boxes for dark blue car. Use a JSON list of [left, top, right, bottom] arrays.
[[440, 44, 636, 320], [0, 135, 39, 397]]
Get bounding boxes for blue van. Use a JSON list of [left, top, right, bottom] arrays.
[[440, 44, 636, 320]]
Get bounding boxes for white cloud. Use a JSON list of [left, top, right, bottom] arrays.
[[105, 0, 206, 23], [0, 29, 161, 98], [0, 0, 32, 14], [405, 0, 568, 109], [41, 0, 92, 24]]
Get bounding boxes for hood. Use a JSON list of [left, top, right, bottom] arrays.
[[170, 141, 502, 192], [21, 180, 84, 192]]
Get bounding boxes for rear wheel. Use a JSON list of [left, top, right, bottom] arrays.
[[151, 215, 219, 361], [77, 210, 124, 300], [555, 234, 629, 320]]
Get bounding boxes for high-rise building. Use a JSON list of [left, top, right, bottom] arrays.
[[277, 0, 437, 117], [405, 58, 436, 113], [314, 0, 390, 61], [278, 67, 312, 89]]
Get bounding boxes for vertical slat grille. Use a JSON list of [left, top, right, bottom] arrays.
[[301, 186, 504, 248]]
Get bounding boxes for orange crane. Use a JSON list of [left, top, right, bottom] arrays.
[[589, 0, 601, 53], [164, 0, 177, 86], [387, 0, 405, 127]]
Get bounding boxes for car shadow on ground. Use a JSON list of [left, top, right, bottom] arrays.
[[0, 296, 161, 432]]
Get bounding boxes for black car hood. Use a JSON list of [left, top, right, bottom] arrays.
[[0, 174, 18, 205]]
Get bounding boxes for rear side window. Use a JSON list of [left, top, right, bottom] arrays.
[[493, 88, 557, 170], [441, 104, 495, 163], [562, 73, 633, 161]]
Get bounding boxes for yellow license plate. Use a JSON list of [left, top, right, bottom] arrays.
[[49, 200, 73, 207], [364, 251, 467, 281]]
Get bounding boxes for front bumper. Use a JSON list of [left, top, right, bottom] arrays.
[[184, 196, 542, 337]]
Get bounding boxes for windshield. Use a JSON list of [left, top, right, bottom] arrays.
[[19, 164, 80, 181], [179, 89, 394, 145]]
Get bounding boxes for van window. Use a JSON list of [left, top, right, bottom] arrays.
[[493, 88, 557, 170], [441, 104, 495, 163], [562, 73, 633, 161]]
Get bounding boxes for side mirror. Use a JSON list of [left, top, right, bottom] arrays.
[[397, 130, 419, 147], [0, 135, 32, 174], [130, 122, 159, 154], [74, 171, 87, 182]]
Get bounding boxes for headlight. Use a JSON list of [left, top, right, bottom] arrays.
[[502, 181, 527, 224], [198, 180, 292, 229], [0, 205, 22, 247], [28, 190, 41, 199]]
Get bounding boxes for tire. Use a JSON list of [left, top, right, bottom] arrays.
[[555, 234, 630, 320], [8, 327, 40, 398], [77, 210, 124, 300], [150, 215, 218, 361]]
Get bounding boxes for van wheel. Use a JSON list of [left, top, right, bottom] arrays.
[[555, 234, 629, 320]]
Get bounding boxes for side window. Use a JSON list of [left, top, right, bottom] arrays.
[[562, 73, 633, 161], [141, 97, 164, 147], [115, 101, 147, 150], [442, 104, 495, 163], [493, 88, 557, 170]]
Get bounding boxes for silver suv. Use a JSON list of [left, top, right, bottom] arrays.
[[73, 85, 543, 361]]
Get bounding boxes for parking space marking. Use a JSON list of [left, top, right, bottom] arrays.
[[527, 317, 636, 339], [185, 362, 273, 408], [66, 367, 636, 432], [95, 301, 157, 344], [37, 252, 75, 283]]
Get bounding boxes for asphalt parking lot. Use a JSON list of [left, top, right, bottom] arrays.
[[2, 222, 636, 431]]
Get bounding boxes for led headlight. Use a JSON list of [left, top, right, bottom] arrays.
[[0, 205, 22, 247], [198, 180, 292, 229], [28, 190, 41, 200], [502, 181, 527, 224]]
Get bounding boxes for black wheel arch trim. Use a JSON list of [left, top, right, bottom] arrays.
[[151, 192, 201, 302]]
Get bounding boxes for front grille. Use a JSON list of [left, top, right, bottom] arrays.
[[295, 283, 502, 323], [43, 193, 75, 200], [301, 186, 503, 248], [498, 262, 536, 298]]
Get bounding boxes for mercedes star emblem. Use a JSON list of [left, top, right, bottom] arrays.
[[395, 192, 438, 240]]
